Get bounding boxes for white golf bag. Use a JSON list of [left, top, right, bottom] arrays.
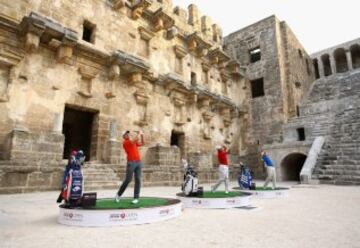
[[182, 166, 199, 196]]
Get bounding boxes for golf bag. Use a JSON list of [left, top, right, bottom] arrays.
[[238, 165, 253, 190], [58, 150, 85, 206], [182, 166, 199, 196]]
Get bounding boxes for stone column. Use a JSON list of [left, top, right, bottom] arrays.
[[318, 57, 325, 78], [330, 55, 336, 74], [52, 113, 63, 133], [109, 119, 117, 141], [346, 50, 353, 71], [106, 119, 121, 164]]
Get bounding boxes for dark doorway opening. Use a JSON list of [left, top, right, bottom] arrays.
[[334, 48, 349, 73], [350, 44, 360, 69], [297, 128, 306, 141], [62, 106, 97, 161], [191, 72, 197, 86], [82, 21, 96, 44], [281, 153, 307, 181], [321, 54, 332, 76], [249, 47, 261, 63], [170, 130, 185, 157], [250, 78, 265, 98], [313, 58, 320, 79]]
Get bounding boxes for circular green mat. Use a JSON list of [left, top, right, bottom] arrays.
[[86, 197, 176, 210]]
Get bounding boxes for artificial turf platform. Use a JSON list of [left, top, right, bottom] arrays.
[[68, 197, 177, 210]]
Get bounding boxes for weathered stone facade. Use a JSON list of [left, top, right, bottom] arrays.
[[0, 0, 246, 193], [224, 16, 315, 177], [1, 1, 359, 193]]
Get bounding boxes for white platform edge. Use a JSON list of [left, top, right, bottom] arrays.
[[238, 189, 289, 199], [58, 201, 182, 227], [177, 195, 251, 209]]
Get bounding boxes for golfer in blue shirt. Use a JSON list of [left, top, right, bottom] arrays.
[[261, 151, 277, 189]]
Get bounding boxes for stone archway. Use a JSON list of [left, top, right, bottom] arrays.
[[280, 153, 307, 181]]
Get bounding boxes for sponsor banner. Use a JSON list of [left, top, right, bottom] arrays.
[[239, 189, 289, 199], [58, 202, 182, 227], [178, 195, 251, 209]]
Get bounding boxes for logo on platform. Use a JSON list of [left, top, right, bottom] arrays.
[[226, 199, 236, 204], [63, 212, 83, 221], [159, 208, 174, 217], [109, 212, 138, 222], [192, 199, 202, 205]]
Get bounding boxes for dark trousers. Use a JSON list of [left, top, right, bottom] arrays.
[[117, 161, 142, 199]]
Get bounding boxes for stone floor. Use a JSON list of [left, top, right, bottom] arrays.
[[0, 181, 359, 248]]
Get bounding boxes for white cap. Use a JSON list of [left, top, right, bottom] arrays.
[[122, 130, 130, 137], [216, 145, 222, 150]]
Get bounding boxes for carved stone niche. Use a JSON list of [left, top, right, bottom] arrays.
[[174, 45, 188, 59], [109, 63, 121, 80], [104, 63, 120, 99], [129, 72, 144, 86], [171, 93, 187, 126], [112, 0, 126, 10], [49, 37, 76, 64], [130, 0, 153, 20], [198, 97, 210, 109], [202, 123, 212, 140], [0, 65, 11, 102], [166, 26, 178, 40], [220, 70, 231, 83], [219, 107, 232, 127], [134, 88, 149, 106], [138, 27, 155, 41], [187, 32, 211, 58], [208, 48, 230, 66], [110, 50, 151, 86], [202, 110, 214, 122], [77, 65, 99, 98], [224, 128, 232, 144], [20, 12, 78, 55], [201, 61, 211, 72], [133, 88, 150, 127], [152, 8, 175, 32]]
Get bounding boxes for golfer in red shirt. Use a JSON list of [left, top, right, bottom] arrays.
[[211, 144, 230, 194], [115, 130, 144, 204]]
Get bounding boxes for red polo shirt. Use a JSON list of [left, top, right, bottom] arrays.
[[217, 149, 228, 166], [123, 139, 142, 162]]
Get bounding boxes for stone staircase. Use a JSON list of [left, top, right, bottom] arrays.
[[82, 162, 121, 190], [312, 106, 360, 185]]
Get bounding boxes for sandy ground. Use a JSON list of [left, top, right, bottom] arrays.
[[0, 181, 360, 248]]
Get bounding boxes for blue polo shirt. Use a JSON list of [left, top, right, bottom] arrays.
[[262, 155, 274, 167]]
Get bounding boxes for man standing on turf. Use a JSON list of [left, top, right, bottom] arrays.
[[211, 144, 230, 194], [261, 150, 277, 190], [115, 130, 144, 204]]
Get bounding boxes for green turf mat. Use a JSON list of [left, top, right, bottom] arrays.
[[93, 198, 169, 209], [201, 191, 245, 198]]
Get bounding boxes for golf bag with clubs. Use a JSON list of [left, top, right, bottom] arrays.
[[182, 165, 201, 196], [238, 165, 254, 190], [58, 150, 86, 206]]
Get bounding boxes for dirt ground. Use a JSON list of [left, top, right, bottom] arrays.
[[0, 181, 359, 248]]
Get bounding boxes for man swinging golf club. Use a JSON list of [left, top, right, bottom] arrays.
[[115, 130, 144, 204], [261, 150, 277, 190], [211, 144, 230, 194]]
